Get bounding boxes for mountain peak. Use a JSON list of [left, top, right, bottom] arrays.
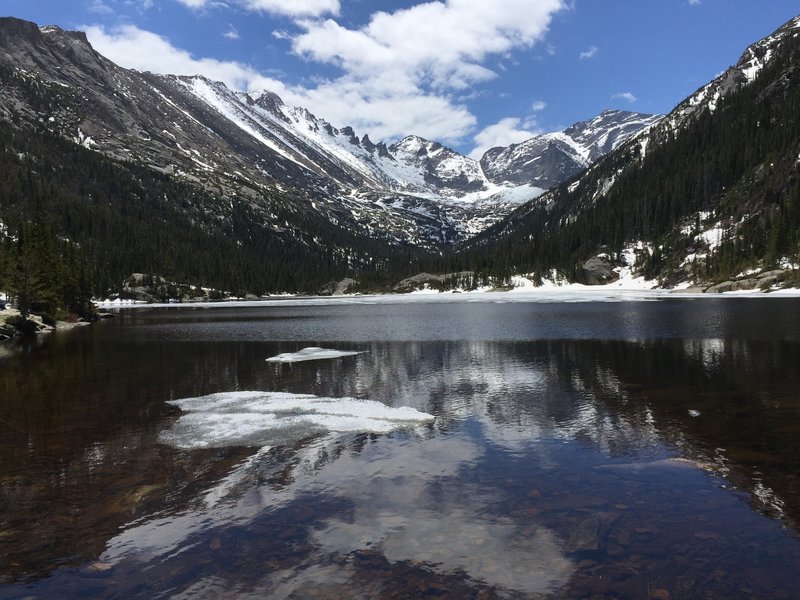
[[251, 89, 285, 110], [40, 24, 90, 45], [391, 135, 453, 157], [0, 17, 104, 78], [0, 16, 40, 37], [0, 17, 46, 50], [480, 108, 660, 188]]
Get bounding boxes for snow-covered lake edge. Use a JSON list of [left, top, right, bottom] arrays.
[[93, 284, 800, 310]]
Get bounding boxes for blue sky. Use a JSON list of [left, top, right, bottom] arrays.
[[5, 0, 799, 156]]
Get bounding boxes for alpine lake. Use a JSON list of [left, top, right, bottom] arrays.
[[1, 293, 800, 599]]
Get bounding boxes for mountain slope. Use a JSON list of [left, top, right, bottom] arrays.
[[0, 17, 656, 249], [457, 15, 800, 290], [0, 117, 430, 297], [480, 110, 660, 189]]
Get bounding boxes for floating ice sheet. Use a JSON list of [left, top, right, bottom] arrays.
[[159, 391, 434, 449], [266, 347, 364, 363]]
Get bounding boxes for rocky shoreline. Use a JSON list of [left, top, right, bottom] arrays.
[[0, 306, 112, 341]]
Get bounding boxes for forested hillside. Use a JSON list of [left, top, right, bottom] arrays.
[[450, 17, 800, 287], [0, 120, 427, 306]]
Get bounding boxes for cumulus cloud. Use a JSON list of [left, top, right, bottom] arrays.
[[288, 0, 565, 142], [85, 25, 292, 95], [469, 116, 541, 159], [293, 0, 564, 91], [612, 91, 638, 103], [175, 0, 340, 17], [531, 100, 547, 112], [579, 45, 598, 60], [87, 0, 565, 145]]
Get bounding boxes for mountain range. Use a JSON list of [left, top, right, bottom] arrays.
[[0, 17, 657, 246], [0, 14, 798, 301]]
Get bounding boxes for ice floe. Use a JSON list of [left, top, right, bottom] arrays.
[[266, 347, 364, 363], [159, 391, 434, 449]]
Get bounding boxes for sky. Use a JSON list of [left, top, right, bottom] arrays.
[[4, 0, 799, 157]]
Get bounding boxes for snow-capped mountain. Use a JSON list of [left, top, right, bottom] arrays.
[[481, 110, 660, 190], [0, 17, 656, 247]]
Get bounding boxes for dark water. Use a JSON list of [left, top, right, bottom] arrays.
[[1, 296, 800, 599]]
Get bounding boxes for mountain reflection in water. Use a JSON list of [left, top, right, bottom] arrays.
[[0, 299, 799, 598]]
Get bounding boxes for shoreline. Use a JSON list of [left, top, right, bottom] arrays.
[[4, 281, 799, 334], [0, 306, 98, 340], [92, 285, 800, 310]]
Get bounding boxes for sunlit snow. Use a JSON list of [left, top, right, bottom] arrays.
[[266, 347, 364, 363], [159, 391, 434, 449]]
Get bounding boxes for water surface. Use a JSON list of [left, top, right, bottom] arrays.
[[1, 296, 799, 598]]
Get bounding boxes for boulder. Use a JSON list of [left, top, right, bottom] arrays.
[[394, 271, 475, 291], [705, 281, 735, 293], [319, 278, 358, 296], [756, 269, 787, 289], [706, 270, 789, 293], [332, 278, 357, 296], [581, 256, 620, 285]]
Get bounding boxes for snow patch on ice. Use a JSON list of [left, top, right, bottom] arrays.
[[159, 391, 434, 450], [266, 347, 364, 363]]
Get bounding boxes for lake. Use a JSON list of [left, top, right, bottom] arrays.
[[1, 294, 800, 599]]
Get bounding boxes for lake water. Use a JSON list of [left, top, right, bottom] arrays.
[[1, 295, 800, 598]]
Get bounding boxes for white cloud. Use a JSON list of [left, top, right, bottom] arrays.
[[579, 45, 598, 60], [299, 82, 478, 144], [175, 0, 340, 17], [469, 116, 541, 159], [288, 0, 565, 142], [293, 0, 564, 92], [531, 100, 547, 112], [223, 24, 240, 40], [86, 0, 565, 145], [174, 0, 208, 8], [87, 0, 114, 14], [688, 0, 701, 5], [85, 25, 292, 95], [84, 24, 474, 141], [612, 91, 637, 103]]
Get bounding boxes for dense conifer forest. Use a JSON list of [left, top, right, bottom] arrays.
[[0, 120, 427, 311]]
